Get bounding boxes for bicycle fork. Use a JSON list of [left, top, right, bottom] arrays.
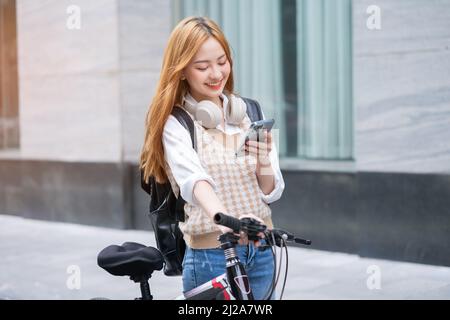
[[221, 233, 254, 300]]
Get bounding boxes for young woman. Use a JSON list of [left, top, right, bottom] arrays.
[[140, 16, 285, 300]]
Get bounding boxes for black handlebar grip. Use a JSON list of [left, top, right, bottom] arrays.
[[295, 238, 312, 245], [213, 212, 241, 233]]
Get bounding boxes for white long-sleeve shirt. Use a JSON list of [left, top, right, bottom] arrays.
[[162, 93, 285, 206]]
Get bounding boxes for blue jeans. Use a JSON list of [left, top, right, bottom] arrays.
[[182, 241, 276, 300]]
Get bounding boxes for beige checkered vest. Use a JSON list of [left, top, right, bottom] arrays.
[[164, 109, 273, 249]]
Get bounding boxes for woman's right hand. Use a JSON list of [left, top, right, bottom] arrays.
[[216, 215, 264, 247], [218, 225, 248, 246]]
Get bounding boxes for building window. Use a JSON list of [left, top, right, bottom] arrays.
[[173, 0, 353, 160], [0, 0, 20, 150]]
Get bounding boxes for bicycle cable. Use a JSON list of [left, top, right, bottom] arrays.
[[279, 237, 289, 300], [262, 231, 278, 300], [275, 236, 284, 288], [262, 231, 290, 300]]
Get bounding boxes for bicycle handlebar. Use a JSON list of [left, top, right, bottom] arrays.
[[213, 212, 311, 246], [214, 212, 311, 300]]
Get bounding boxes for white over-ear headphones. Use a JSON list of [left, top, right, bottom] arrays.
[[183, 94, 247, 129]]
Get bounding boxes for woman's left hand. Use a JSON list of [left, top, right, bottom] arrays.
[[244, 130, 273, 166]]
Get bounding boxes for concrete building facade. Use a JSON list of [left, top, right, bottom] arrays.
[[1, 0, 449, 266]]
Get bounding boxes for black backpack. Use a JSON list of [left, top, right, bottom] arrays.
[[141, 97, 264, 276]]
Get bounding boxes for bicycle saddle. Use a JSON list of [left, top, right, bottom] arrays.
[[97, 242, 164, 277]]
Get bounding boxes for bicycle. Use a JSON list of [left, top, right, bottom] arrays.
[[96, 212, 311, 300]]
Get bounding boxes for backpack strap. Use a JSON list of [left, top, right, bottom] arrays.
[[170, 106, 196, 222], [140, 106, 196, 197], [241, 97, 264, 122], [171, 106, 197, 151]]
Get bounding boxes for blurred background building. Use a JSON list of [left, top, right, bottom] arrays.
[[0, 0, 449, 266]]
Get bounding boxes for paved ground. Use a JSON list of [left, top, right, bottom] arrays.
[[1, 214, 449, 300]]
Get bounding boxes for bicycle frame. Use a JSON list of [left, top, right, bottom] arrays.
[[175, 273, 234, 300]]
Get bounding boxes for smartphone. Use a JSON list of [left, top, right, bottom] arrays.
[[235, 119, 275, 157]]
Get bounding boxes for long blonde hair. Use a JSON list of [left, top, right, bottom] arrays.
[[140, 16, 235, 184]]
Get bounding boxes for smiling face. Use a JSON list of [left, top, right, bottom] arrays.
[[183, 37, 231, 106]]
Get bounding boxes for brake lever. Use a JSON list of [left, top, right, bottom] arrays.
[[265, 228, 312, 247]]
